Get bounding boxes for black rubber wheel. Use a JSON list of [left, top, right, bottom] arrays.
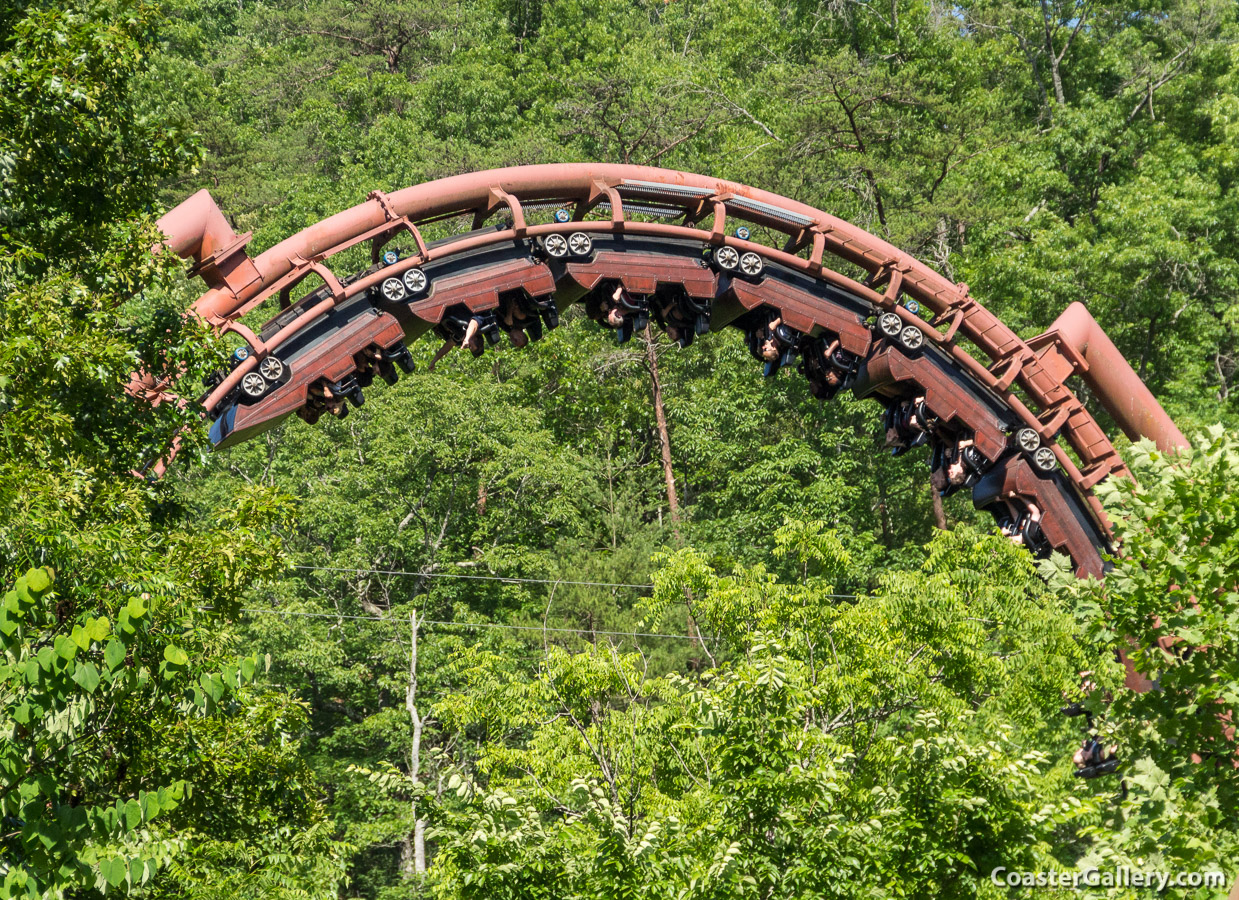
[[542, 233, 570, 258], [240, 372, 267, 399], [1015, 427, 1041, 453], [1032, 445, 1058, 472], [738, 251, 763, 277], [899, 325, 924, 352], [567, 232, 593, 256]]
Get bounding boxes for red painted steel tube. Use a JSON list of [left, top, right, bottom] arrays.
[[1049, 303, 1189, 453]]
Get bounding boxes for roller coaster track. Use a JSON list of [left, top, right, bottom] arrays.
[[148, 164, 1188, 582]]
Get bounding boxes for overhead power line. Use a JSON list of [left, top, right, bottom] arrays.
[[240, 606, 707, 641], [288, 564, 860, 599], [291, 564, 654, 591]]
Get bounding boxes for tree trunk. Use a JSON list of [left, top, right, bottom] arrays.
[[931, 481, 948, 530], [406, 611, 427, 876], [414, 819, 426, 873], [1048, 52, 1066, 105], [1040, 1, 1067, 105], [643, 324, 680, 530], [642, 325, 701, 655], [876, 475, 893, 548]]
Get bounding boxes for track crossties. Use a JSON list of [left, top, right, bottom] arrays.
[[160, 164, 1162, 577]]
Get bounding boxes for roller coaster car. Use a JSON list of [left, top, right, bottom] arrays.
[[1077, 758, 1121, 779], [882, 396, 932, 455], [498, 292, 559, 341], [930, 434, 990, 497], [852, 344, 1013, 465], [352, 342, 407, 387], [315, 373, 365, 408], [970, 455, 1107, 577], [435, 306, 501, 356], [374, 238, 557, 330], [717, 263, 872, 356], [208, 301, 406, 451], [1074, 738, 1121, 779], [386, 342, 416, 373], [562, 235, 718, 306], [737, 308, 800, 376], [584, 281, 650, 345]]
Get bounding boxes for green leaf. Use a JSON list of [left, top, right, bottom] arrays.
[[53, 635, 76, 661], [200, 673, 224, 702], [140, 791, 160, 820], [102, 856, 127, 887], [86, 617, 110, 642], [124, 798, 142, 830], [125, 596, 147, 620], [163, 644, 189, 667], [104, 639, 126, 672], [36, 646, 56, 672], [72, 661, 100, 693], [23, 567, 52, 597]]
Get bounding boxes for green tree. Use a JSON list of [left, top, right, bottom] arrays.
[[425, 523, 1087, 898], [1, 0, 347, 895], [1047, 430, 1239, 888]]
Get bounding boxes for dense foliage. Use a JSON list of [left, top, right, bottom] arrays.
[[1, 2, 343, 896], [3, 0, 1238, 895]]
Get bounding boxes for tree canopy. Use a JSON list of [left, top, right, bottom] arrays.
[[2, 0, 1237, 895]]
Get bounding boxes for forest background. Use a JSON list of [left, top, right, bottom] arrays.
[[2, 0, 1239, 895]]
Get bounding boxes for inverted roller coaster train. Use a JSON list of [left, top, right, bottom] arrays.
[[138, 164, 1188, 638]]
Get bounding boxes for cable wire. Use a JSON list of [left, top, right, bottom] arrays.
[[291, 564, 654, 590], [240, 606, 708, 641], [288, 564, 860, 599]]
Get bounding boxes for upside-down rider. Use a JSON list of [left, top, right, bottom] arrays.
[[929, 433, 986, 496], [746, 311, 799, 376], [497, 298, 531, 349], [430, 312, 490, 371], [594, 283, 649, 343], [885, 395, 933, 454], [803, 337, 848, 396], [1062, 674, 1122, 779]]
